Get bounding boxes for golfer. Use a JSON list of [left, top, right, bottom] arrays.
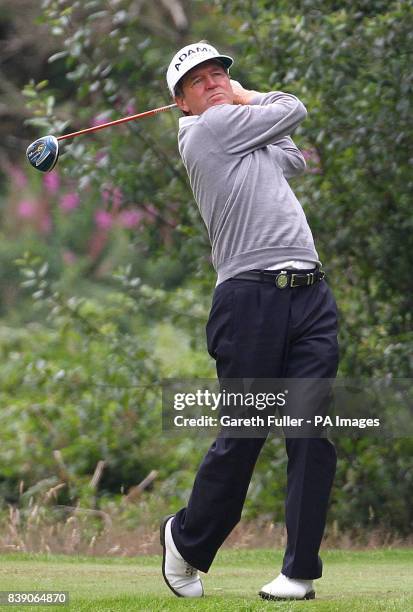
[[161, 42, 339, 601]]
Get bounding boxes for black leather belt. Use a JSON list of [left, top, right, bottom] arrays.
[[230, 268, 325, 289]]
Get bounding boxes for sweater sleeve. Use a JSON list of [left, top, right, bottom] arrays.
[[201, 91, 307, 156], [270, 136, 307, 179]]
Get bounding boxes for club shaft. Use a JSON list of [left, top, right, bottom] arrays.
[[56, 103, 177, 142]]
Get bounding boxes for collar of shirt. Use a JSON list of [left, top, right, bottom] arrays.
[[179, 115, 199, 128]]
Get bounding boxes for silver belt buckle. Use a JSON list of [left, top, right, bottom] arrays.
[[275, 270, 288, 289], [290, 273, 300, 288]]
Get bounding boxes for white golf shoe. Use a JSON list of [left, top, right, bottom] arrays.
[[160, 515, 204, 598], [259, 572, 315, 600]]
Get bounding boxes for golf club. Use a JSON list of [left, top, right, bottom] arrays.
[[26, 102, 177, 173]]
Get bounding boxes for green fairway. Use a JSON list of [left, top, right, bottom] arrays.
[[0, 549, 411, 611]]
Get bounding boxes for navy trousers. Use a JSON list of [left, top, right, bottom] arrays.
[[171, 273, 339, 578]]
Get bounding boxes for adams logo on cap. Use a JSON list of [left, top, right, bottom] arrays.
[[174, 45, 212, 71], [166, 42, 233, 96]]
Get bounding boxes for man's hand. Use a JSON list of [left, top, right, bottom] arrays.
[[230, 79, 260, 105]]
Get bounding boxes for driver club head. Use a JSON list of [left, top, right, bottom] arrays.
[[26, 135, 59, 173]]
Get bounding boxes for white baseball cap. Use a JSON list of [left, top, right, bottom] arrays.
[[166, 41, 233, 96]]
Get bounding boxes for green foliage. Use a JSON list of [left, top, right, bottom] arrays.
[[216, 0, 413, 379], [30, 0, 212, 282], [0, 261, 155, 498], [214, 0, 413, 534], [332, 437, 413, 532], [0, 254, 211, 507]]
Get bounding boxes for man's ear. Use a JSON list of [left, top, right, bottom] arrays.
[[175, 95, 191, 115]]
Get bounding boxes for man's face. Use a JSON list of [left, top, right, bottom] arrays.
[[175, 60, 234, 115]]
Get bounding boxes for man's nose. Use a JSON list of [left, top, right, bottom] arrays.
[[205, 75, 218, 88]]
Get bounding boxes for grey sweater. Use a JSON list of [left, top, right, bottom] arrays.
[[177, 92, 320, 283]]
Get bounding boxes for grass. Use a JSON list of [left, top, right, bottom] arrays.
[[0, 548, 411, 611]]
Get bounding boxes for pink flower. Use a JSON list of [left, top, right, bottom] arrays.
[[302, 148, 322, 174], [63, 250, 77, 265], [17, 199, 37, 219], [102, 187, 112, 203], [94, 209, 113, 230], [144, 204, 158, 219], [60, 192, 80, 212], [101, 184, 122, 209], [306, 167, 322, 175], [43, 171, 60, 194], [40, 215, 52, 234], [95, 150, 107, 163], [118, 209, 143, 229], [112, 186, 122, 210], [10, 166, 28, 189], [126, 103, 136, 115], [92, 112, 111, 127], [88, 230, 108, 259]]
